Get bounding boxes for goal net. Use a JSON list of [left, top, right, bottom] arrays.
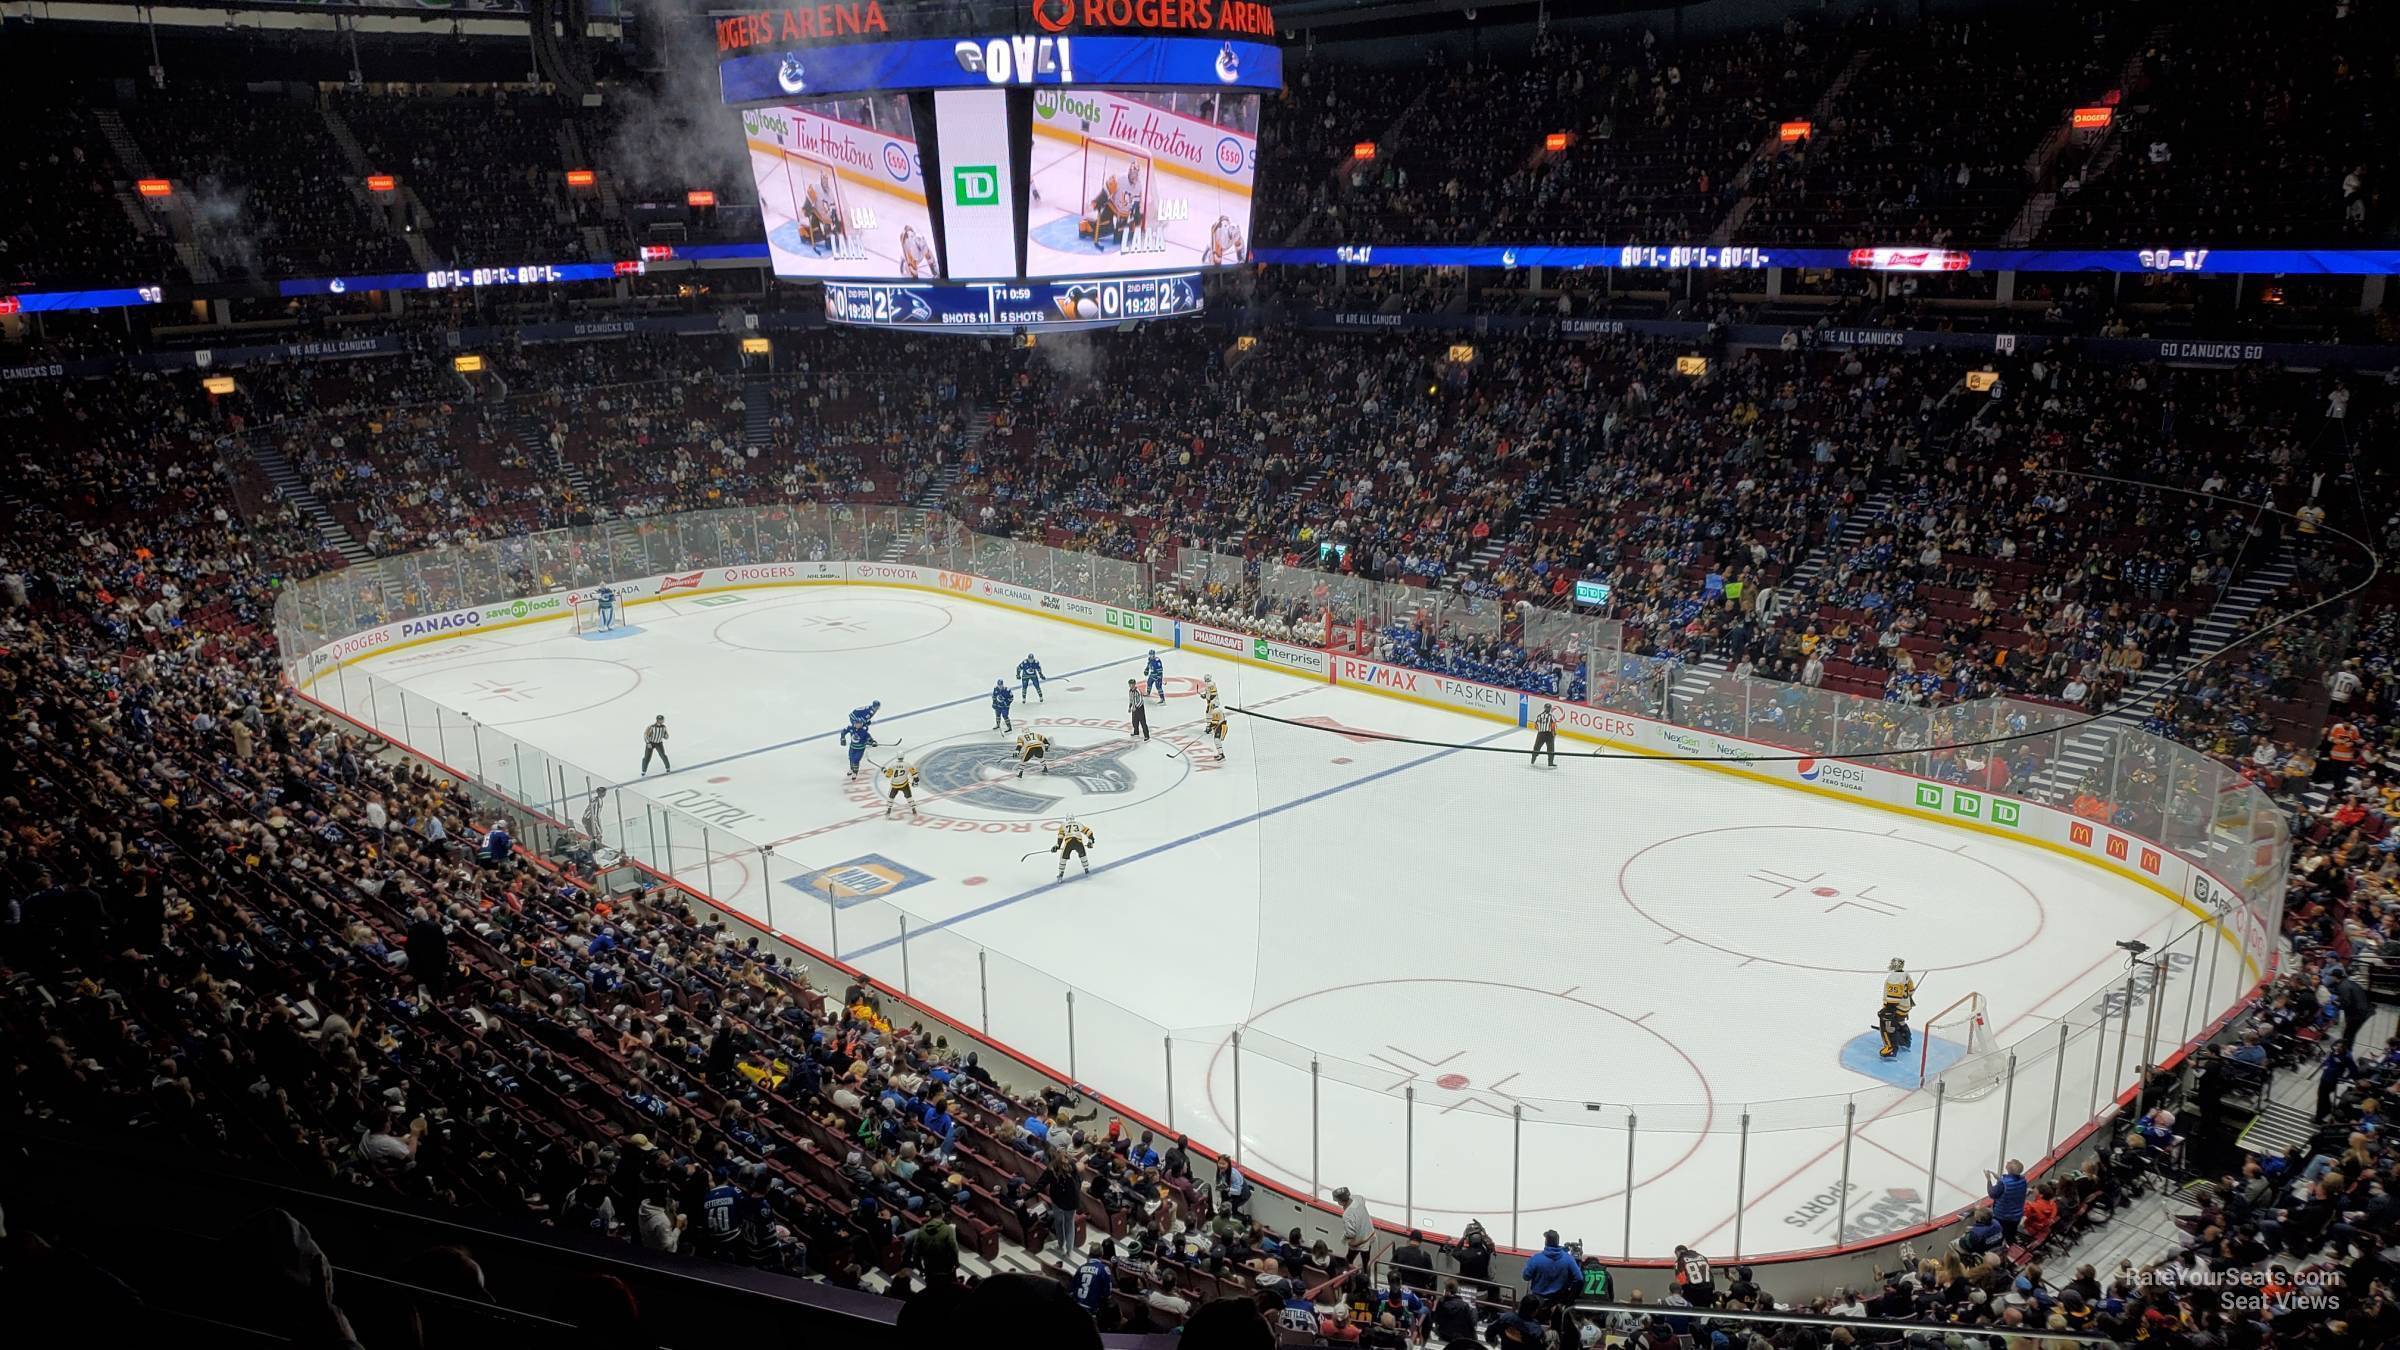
[[1918, 991, 2009, 1100], [572, 595, 615, 634], [1078, 138, 1155, 248]]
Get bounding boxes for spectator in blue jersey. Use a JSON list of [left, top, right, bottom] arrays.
[[1522, 1230, 1583, 1306], [1955, 1206, 2006, 1259], [1985, 1159, 2029, 1243], [478, 818, 513, 866], [1073, 1239, 1116, 1319]]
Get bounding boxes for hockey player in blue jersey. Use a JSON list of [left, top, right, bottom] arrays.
[[842, 700, 882, 778], [1016, 653, 1046, 702], [594, 584, 619, 630], [991, 679, 1016, 732], [1143, 650, 1165, 703]]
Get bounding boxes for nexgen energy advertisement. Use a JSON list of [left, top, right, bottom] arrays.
[[1025, 88, 1257, 278], [745, 96, 939, 280]]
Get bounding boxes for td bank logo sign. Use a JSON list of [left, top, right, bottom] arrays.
[[1103, 607, 1156, 636], [953, 165, 1000, 206], [1912, 783, 2021, 828]]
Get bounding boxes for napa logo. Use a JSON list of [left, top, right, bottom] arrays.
[[1215, 136, 1248, 175], [400, 611, 481, 637], [1793, 756, 1866, 792]]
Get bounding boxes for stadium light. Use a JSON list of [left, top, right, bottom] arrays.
[[687, 189, 719, 208], [1778, 121, 1813, 142], [740, 336, 772, 354], [1676, 355, 1710, 377], [201, 375, 236, 395], [366, 175, 396, 193], [137, 178, 173, 197], [1544, 132, 1571, 153], [453, 354, 486, 374], [1351, 141, 1376, 161], [566, 169, 597, 188]]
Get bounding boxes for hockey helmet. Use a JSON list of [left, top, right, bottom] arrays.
[[1888, 957, 1907, 972]]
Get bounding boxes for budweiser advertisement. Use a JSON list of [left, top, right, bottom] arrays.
[[1847, 246, 1973, 272]]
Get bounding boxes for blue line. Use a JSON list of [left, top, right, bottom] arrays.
[[840, 727, 1513, 961], [535, 651, 1150, 813]]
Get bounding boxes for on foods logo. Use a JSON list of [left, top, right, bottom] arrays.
[[1793, 757, 1867, 792], [483, 596, 564, 621], [658, 572, 703, 593], [1104, 607, 1155, 635]]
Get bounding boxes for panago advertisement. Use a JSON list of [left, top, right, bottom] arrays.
[[745, 97, 938, 281], [1025, 87, 1259, 277], [290, 555, 2277, 988]]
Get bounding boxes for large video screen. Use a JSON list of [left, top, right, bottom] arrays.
[[1023, 88, 1258, 278], [743, 96, 938, 280]]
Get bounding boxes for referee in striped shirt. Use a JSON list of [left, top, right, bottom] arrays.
[[1530, 703, 1560, 767]]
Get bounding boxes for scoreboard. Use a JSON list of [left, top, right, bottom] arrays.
[[719, 1, 1277, 331], [823, 272, 1202, 332]]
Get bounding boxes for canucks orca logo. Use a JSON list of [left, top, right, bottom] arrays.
[[1215, 42, 1241, 84], [777, 56, 807, 95], [917, 738, 1143, 815]]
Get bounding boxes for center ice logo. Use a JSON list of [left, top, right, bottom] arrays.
[[917, 738, 1144, 815]]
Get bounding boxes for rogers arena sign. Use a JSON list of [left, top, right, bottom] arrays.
[[1031, 0, 1277, 36], [716, 5, 890, 54]]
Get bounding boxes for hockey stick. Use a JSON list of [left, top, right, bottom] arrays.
[[1017, 849, 1053, 862]]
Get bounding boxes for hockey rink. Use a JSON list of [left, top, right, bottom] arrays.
[[330, 583, 2255, 1257]]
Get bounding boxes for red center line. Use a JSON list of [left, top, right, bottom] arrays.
[[1686, 903, 2193, 1248]]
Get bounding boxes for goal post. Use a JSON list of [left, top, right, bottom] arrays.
[[572, 595, 615, 634], [1918, 991, 2009, 1100]]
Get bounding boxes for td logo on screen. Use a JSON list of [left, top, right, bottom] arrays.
[[952, 165, 1000, 206]]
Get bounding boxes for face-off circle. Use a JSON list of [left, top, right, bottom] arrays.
[[1617, 824, 2046, 973], [1207, 978, 1715, 1214], [710, 597, 952, 654], [392, 656, 641, 727], [845, 718, 1200, 822]]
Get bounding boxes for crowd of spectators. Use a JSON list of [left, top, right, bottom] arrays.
[[1737, 8, 2125, 245], [2039, 0, 2399, 245], [117, 85, 418, 280], [0, 92, 174, 289], [340, 90, 594, 266]]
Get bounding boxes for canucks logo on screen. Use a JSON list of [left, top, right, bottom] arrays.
[[1215, 42, 1240, 83], [777, 56, 807, 95]]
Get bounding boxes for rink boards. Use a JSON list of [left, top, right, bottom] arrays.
[[292, 556, 2277, 986]]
